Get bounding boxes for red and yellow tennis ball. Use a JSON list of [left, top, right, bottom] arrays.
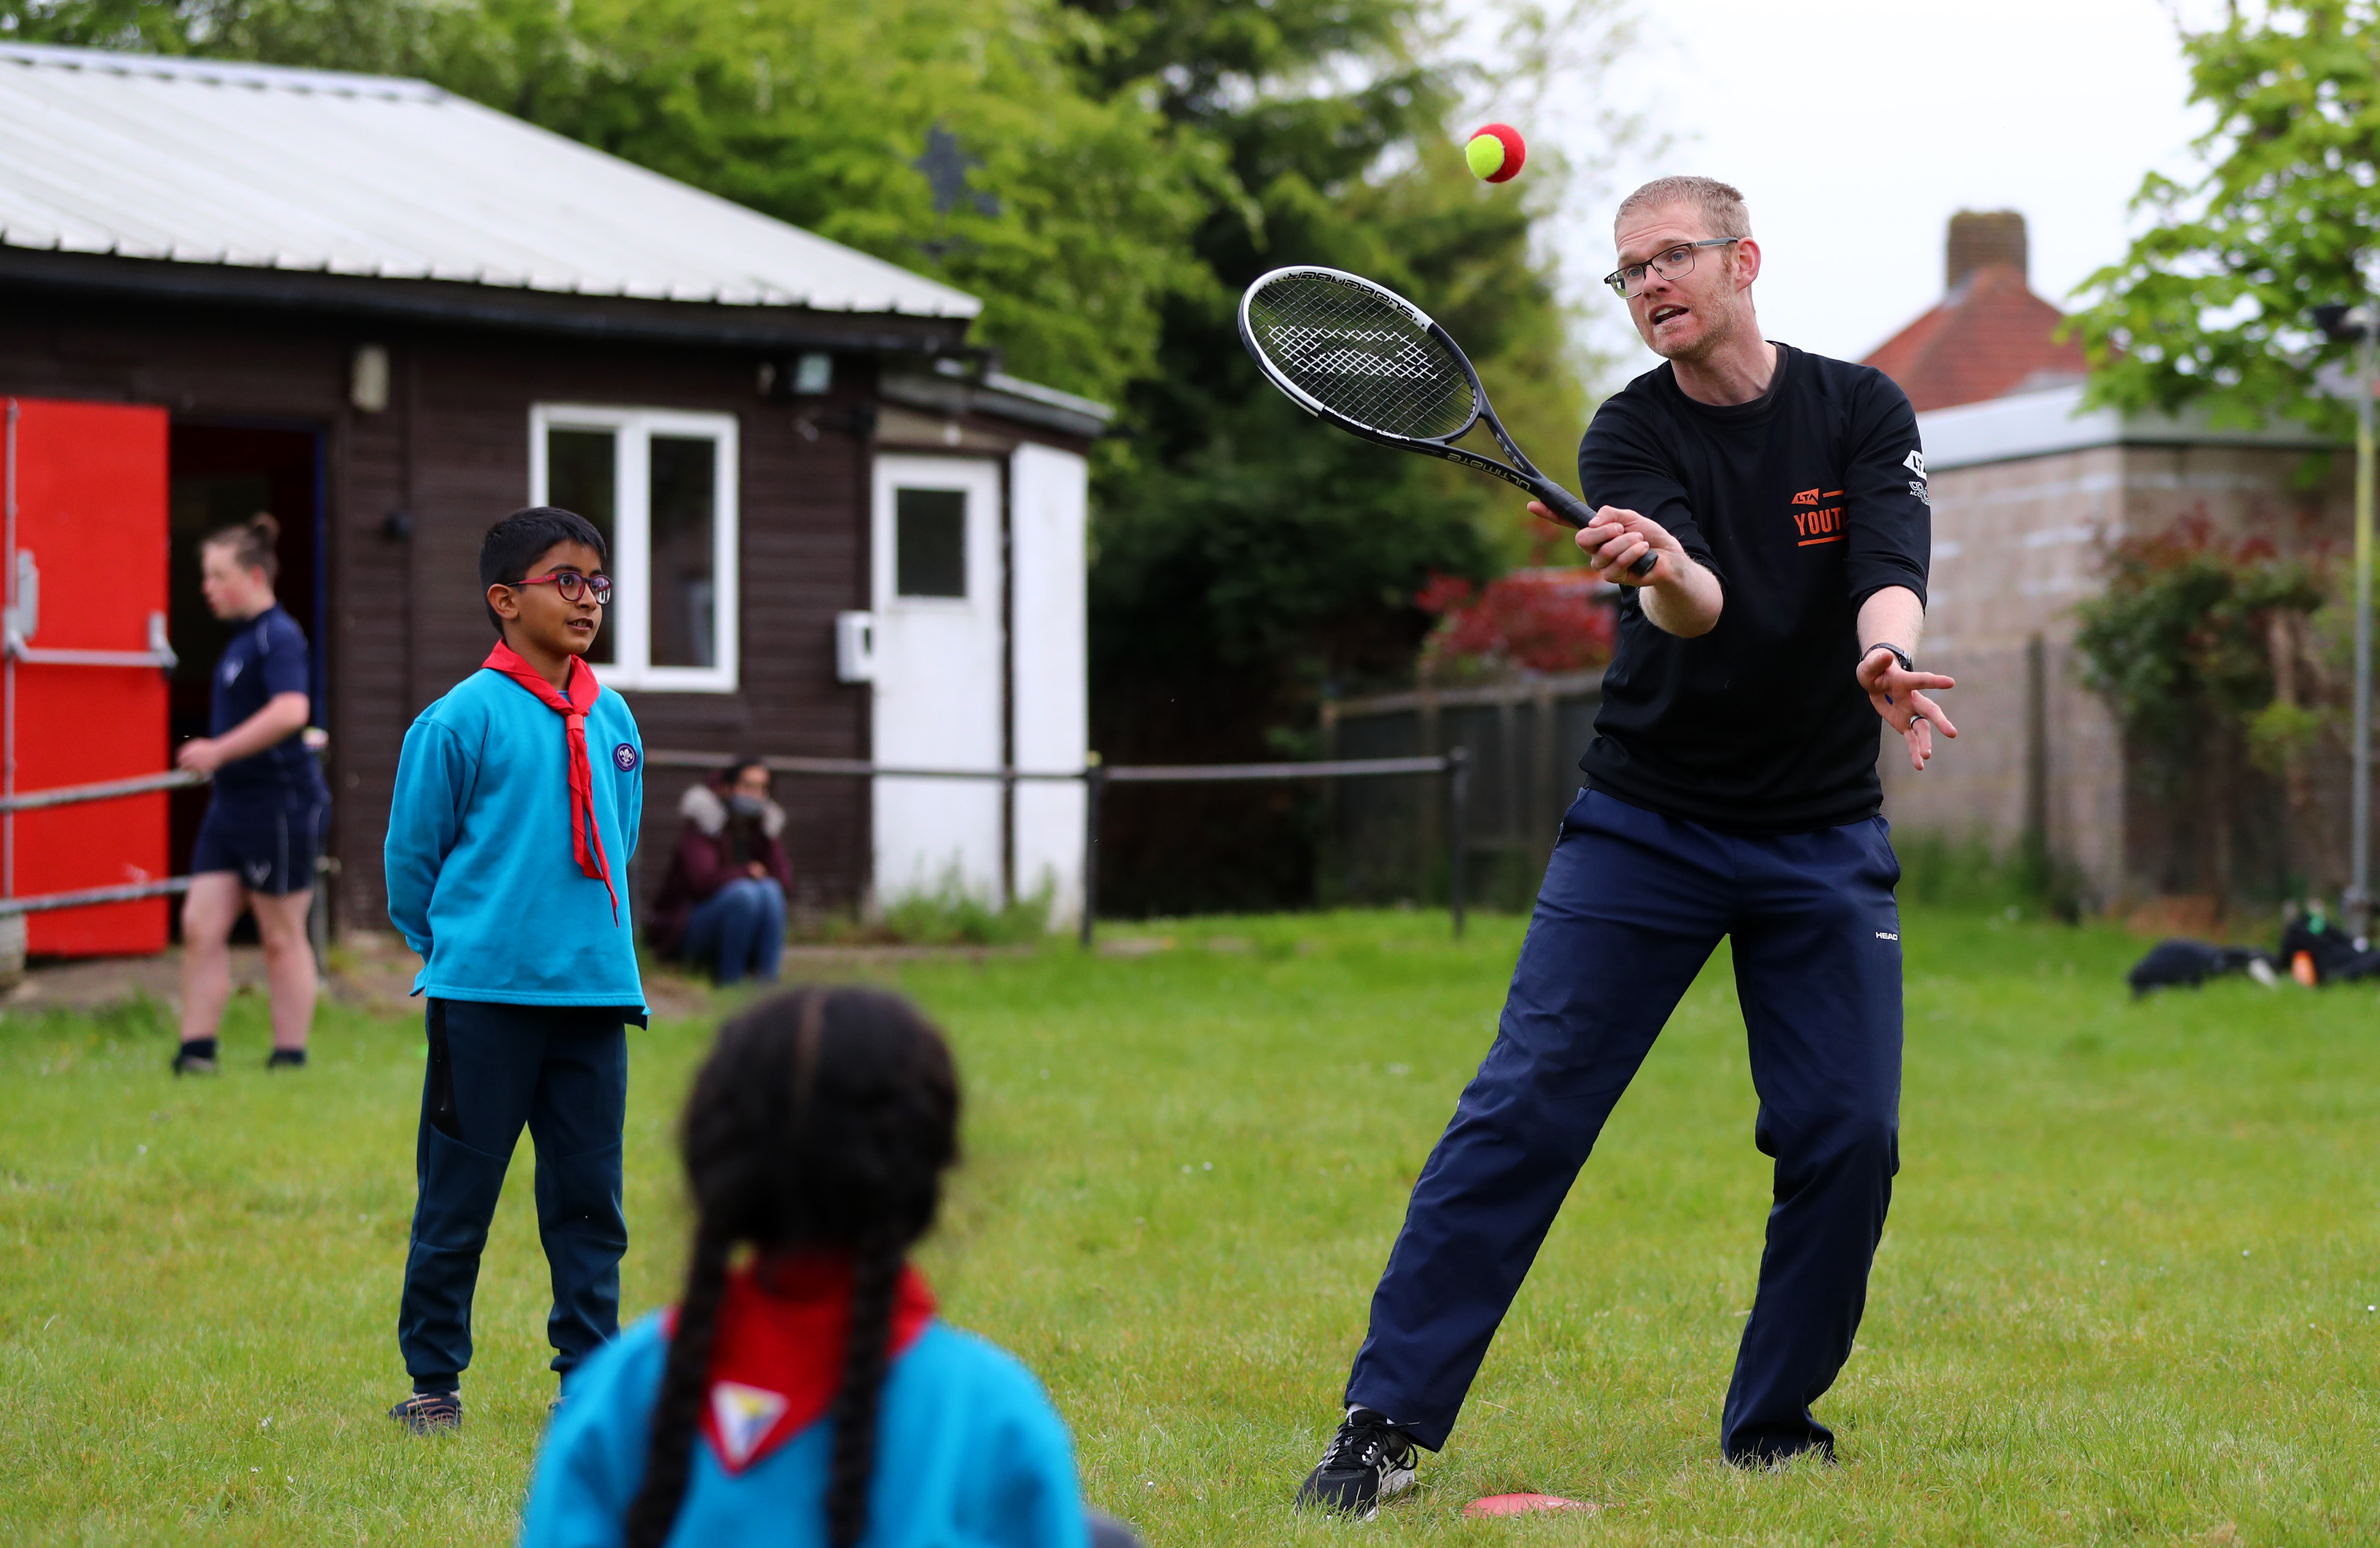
[[1465, 123, 1526, 183]]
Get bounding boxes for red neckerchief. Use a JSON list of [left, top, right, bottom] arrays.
[[665, 1252, 937, 1475], [480, 640, 618, 923]]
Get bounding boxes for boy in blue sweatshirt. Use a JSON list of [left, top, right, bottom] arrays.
[[384, 506, 645, 1434]]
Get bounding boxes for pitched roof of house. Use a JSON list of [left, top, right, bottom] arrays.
[[1862, 262, 2086, 412], [0, 43, 980, 320]]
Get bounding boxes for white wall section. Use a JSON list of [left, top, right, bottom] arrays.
[[1008, 442, 1090, 928]]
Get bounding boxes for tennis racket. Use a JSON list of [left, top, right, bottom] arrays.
[[1237, 264, 1657, 578]]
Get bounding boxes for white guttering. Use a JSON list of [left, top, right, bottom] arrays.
[[1919, 384, 2338, 474]]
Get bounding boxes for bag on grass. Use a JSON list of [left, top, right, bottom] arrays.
[[2126, 938, 2274, 998], [2277, 916, 2380, 984]]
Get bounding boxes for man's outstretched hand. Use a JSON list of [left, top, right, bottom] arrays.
[[1857, 648, 1957, 771]]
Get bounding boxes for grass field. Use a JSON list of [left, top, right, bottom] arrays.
[[4, 905, 2379, 1545]]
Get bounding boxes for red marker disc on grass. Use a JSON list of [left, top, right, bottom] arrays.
[[1464, 1492, 1600, 1518]]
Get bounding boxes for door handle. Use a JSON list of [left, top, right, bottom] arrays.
[[3, 609, 179, 672]]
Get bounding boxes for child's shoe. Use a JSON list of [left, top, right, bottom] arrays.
[[265, 1048, 308, 1070], [170, 1041, 219, 1076], [388, 1389, 462, 1435]]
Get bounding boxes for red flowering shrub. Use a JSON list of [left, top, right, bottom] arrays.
[[1415, 568, 1617, 678]]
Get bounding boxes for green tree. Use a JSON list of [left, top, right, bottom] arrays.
[[2073, 518, 2332, 899], [2067, 0, 2380, 436], [1066, 0, 1628, 912], [2062, 0, 2378, 903]]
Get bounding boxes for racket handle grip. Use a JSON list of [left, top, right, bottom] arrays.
[[1533, 484, 1660, 579]]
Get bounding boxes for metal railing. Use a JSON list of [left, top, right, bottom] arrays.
[[0, 769, 209, 917], [2, 751, 1476, 951], [0, 765, 335, 976], [648, 747, 1474, 946]]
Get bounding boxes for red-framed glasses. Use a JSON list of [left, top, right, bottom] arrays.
[[514, 570, 613, 605]]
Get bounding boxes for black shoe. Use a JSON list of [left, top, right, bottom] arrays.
[[388, 1389, 462, 1435], [170, 1047, 218, 1076], [1294, 1407, 1418, 1517], [265, 1048, 308, 1070]]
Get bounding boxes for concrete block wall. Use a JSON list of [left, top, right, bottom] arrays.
[[1879, 433, 2353, 908]]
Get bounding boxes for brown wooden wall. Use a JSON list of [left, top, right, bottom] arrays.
[[0, 292, 890, 932]]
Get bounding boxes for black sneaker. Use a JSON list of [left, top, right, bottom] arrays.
[[170, 1047, 218, 1076], [1294, 1407, 1418, 1517], [265, 1048, 308, 1070], [388, 1389, 462, 1435]]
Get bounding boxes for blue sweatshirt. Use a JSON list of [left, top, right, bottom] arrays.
[[519, 1317, 1089, 1548], [385, 667, 645, 1009]]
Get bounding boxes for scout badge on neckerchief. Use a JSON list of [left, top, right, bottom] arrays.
[[481, 640, 620, 923], [670, 1253, 938, 1474]]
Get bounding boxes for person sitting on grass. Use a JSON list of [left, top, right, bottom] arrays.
[[383, 506, 644, 1435], [519, 985, 1139, 1548], [648, 759, 793, 986]]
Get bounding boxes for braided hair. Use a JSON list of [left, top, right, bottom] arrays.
[[624, 987, 960, 1548]]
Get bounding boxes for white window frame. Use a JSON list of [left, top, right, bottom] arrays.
[[529, 404, 740, 694], [874, 456, 1001, 616]]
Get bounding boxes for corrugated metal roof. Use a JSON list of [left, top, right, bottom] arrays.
[[0, 43, 981, 319]]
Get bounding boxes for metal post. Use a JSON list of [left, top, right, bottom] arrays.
[[1446, 746, 1469, 940], [1079, 756, 1105, 949], [2355, 323, 2376, 940], [309, 745, 331, 971]]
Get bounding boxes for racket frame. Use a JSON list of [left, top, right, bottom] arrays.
[[1238, 265, 1643, 571]]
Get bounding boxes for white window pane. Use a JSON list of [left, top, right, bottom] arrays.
[[546, 428, 617, 665], [896, 487, 966, 598], [649, 435, 718, 668]]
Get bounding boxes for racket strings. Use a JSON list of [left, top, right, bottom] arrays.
[[1248, 276, 1476, 441]]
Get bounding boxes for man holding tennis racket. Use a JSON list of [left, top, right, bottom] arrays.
[[1296, 175, 1952, 1514]]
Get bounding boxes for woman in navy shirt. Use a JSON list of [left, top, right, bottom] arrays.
[[171, 515, 329, 1075]]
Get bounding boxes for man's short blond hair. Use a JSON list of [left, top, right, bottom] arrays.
[[1614, 176, 1752, 240]]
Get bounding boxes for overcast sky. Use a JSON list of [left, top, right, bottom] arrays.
[[1493, 0, 2231, 375]]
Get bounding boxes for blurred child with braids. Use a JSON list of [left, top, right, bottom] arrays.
[[520, 986, 1139, 1548]]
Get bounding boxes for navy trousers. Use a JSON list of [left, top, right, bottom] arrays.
[[1346, 789, 1903, 1463], [682, 876, 788, 986], [397, 999, 630, 1391]]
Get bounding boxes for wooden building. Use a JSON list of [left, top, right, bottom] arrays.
[[0, 43, 1104, 945]]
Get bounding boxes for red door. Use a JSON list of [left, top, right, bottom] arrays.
[[4, 397, 173, 955]]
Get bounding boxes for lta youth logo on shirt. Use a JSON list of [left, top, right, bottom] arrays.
[[612, 743, 638, 772], [1787, 487, 1844, 547]]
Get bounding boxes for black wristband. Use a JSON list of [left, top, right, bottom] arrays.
[[1865, 642, 1914, 674]]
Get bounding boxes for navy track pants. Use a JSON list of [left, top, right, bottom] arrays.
[[1345, 789, 1903, 1463], [397, 999, 629, 1391]]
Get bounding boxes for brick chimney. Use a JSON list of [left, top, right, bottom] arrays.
[[1946, 210, 2027, 292]]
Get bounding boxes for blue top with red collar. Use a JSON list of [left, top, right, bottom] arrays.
[[518, 1258, 1088, 1548], [385, 657, 643, 1009]]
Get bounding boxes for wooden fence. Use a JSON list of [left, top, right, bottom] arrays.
[[1318, 670, 1604, 911]]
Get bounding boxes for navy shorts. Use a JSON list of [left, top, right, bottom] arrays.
[[191, 795, 326, 896]]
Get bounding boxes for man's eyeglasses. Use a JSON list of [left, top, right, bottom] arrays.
[[514, 570, 613, 605], [1604, 238, 1741, 299]]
